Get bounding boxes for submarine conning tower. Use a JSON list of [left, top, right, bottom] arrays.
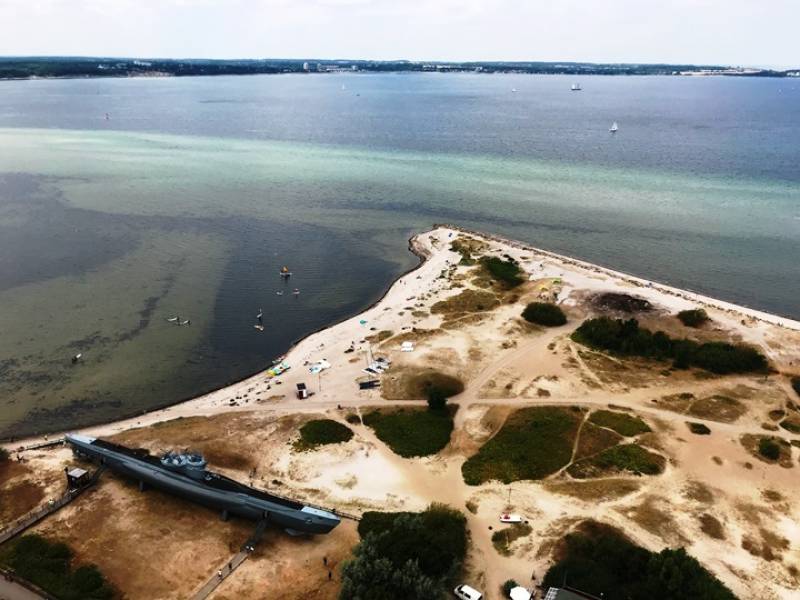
[[160, 451, 208, 481]]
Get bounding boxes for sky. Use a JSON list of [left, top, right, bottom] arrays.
[[3, 0, 799, 67]]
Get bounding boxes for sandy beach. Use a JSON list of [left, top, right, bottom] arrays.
[[3, 225, 800, 599]]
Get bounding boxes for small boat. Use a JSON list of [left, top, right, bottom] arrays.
[[71, 353, 82, 364], [609, 121, 619, 133], [571, 83, 582, 91], [511, 88, 518, 93], [255, 309, 264, 331], [280, 266, 292, 278], [499, 513, 524, 523], [104, 112, 110, 120], [292, 289, 300, 296], [276, 291, 284, 296], [167, 316, 179, 323], [254, 324, 265, 332]]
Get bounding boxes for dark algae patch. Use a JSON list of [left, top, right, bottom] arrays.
[[462, 406, 582, 485], [294, 419, 353, 450], [342, 504, 467, 599], [543, 521, 736, 599], [363, 407, 454, 457], [0, 534, 113, 600]]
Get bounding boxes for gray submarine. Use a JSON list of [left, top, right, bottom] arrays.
[[65, 433, 340, 535]]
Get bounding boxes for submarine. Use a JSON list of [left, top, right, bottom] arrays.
[[65, 433, 340, 535]]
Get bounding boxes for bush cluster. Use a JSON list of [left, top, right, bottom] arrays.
[[341, 505, 467, 600], [542, 523, 736, 599], [758, 438, 781, 461], [572, 317, 767, 374], [294, 419, 354, 450], [363, 408, 454, 458], [480, 256, 524, 288], [677, 308, 710, 327], [521, 302, 567, 326], [1, 535, 112, 600], [687, 422, 712, 435]]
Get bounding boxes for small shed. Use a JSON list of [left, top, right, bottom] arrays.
[[65, 466, 90, 490], [296, 383, 308, 399]]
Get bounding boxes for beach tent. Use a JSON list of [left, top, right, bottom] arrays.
[[509, 587, 532, 600]]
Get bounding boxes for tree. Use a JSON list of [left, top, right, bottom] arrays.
[[427, 386, 447, 411]]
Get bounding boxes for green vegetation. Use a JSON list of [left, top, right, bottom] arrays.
[[431, 289, 499, 315], [294, 419, 353, 450], [779, 418, 800, 434], [406, 371, 464, 399], [462, 407, 582, 485], [792, 376, 800, 398], [568, 444, 665, 478], [426, 386, 448, 411], [342, 504, 467, 600], [543, 522, 737, 599], [588, 410, 651, 437], [480, 256, 525, 288], [345, 413, 362, 425], [502, 579, 519, 596], [0, 535, 113, 600], [677, 308, 710, 327], [521, 302, 567, 326], [363, 408, 454, 457], [687, 422, 712, 435], [572, 317, 768, 374], [492, 523, 532, 556], [758, 438, 781, 461]]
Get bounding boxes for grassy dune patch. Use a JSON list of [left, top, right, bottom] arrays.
[[574, 422, 622, 461], [462, 406, 583, 485], [588, 410, 651, 437], [492, 523, 533, 556], [741, 434, 793, 468], [293, 419, 353, 451], [544, 478, 641, 502], [521, 302, 567, 327], [431, 288, 499, 316], [568, 444, 666, 478], [363, 407, 454, 457], [480, 256, 525, 288], [381, 367, 464, 400]]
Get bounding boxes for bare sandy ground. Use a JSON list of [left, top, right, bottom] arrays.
[[3, 226, 800, 600]]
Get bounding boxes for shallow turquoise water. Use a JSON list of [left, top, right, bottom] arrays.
[[0, 73, 797, 436]]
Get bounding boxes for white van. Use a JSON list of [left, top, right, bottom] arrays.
[[454, 584, 483, 600]]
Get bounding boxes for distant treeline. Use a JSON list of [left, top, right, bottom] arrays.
[[0, 56, 796, 80]]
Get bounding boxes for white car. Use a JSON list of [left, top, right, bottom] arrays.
[[499, 513, 524, 523], [454, 584, 483, 600]]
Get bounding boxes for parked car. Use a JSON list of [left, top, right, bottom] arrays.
[[499, 513, 523, 523], [454, 584, 483, 600]]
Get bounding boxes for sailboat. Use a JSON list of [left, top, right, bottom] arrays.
[[279, 266, 292, 278], [571, 83, 582, 91], [511, 88, 518, 93], [609, 121, 619, 133]]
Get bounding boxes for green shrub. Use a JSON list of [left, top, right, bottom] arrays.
[[462, 407, 582, 485], [758, 438, 781, 461], [502, 579, 519, 596], [363, 408, 454, 457], [589, 410, 651, 437], [0, 535, 113, 600], [481, 256, 524, 288], [572, 317, 767, 374], [344, 504, 468, 599], [687, 422, 712, 435], [542, 522, 736, 599], [522, 302, 567, 326], [345, 413, 362, 425], [792, 376, 800, 398], [294, 419, 353, 450], [677, 309, 710, 327]]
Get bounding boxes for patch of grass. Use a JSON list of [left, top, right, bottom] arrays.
[[741, 434, 793, 467], [0, 535, 113, 600], [293, 419, 353, 451], [699, 514, 725, 540], [480, 256, 524, 288], [779, 417, 800, 434], [365, 330, 393, 343], [382, 368, 465, 401], [492, 523, 532, 556], [521, 302, 567, 327], [574, 422, 622, 461], [430, 288, 499, 316], [758, 438, 781, 461], [688, 395, 746, 423], [588, 410, 651, 437], [544, 478, 641, 501], [502, 579, 519, 596], [568, 444, 665, 478], [542, 521, 736, 600], [677, 308, 710, 327], [572, 317, 768, 374], [363, 407, 454, 457], [687, 422, 712, 435], [465, 500, 478, 514], [462, 406, 583, 485]]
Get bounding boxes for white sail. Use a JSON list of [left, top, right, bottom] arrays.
[[610, 121, 619, 132]]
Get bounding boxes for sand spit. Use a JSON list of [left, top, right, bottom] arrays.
[[3, 226, 800, 600]]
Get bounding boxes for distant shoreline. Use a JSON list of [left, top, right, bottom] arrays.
[[1, 57, 797, 81]]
